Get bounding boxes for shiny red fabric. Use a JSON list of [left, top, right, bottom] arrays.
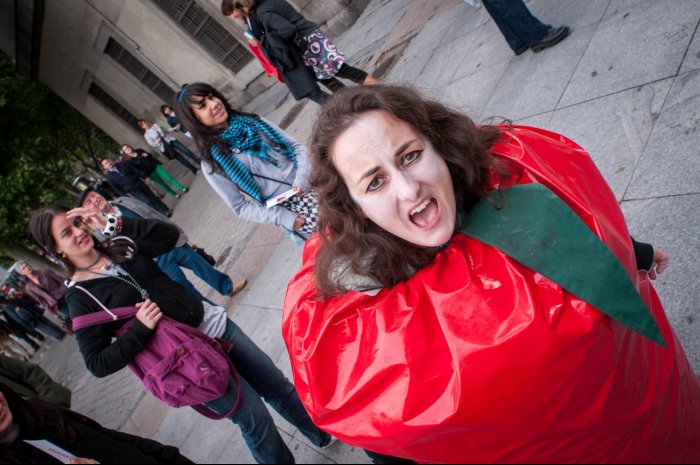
[[282, 126, 700, 463], [248, 42, 284, 83]]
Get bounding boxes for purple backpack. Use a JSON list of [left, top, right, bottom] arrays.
[[71, 286, 241, 419]]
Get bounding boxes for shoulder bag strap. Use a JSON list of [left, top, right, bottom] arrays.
[[71, 285, 138, 331]]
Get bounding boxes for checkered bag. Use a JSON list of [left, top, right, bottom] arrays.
[[280, 191, 318, 238]]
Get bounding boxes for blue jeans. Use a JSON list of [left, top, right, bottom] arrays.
[[156, 244, 233, 303], [482, 0, 550, 50], [35, 316, 65, 340], [204, 319, 331, 464], [169, 140, 200, 164]]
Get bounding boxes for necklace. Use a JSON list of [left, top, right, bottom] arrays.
[[85, 261, 150, 301], [74, 253, 104, 273]]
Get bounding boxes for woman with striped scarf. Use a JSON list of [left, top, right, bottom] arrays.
[[175, 83, 317, 245]]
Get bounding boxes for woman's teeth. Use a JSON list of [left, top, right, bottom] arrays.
[[410, 198, 433, 216]]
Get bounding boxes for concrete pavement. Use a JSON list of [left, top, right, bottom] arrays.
[[33, 0, 700, 463]]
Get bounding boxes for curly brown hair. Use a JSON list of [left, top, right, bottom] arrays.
[[310, 85, 505, 297]]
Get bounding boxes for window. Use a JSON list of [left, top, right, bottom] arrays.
[[88, 83, 140, 130], [153, 0, 253, 73], [104, 38, 175, 103]]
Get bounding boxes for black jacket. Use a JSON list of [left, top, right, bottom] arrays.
[[126, 150, 160, 175], [2, 418, 192, 464], [254, 0, 320, 99], [64, 218, 204, 378], [106, 162, 149, 197]]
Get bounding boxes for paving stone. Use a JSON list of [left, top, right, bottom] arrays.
[[626, 69, 700, 199], [544, 78, 673, 200], [620, 194, 700, 372], [482, 24, 597, 120], [560, 0, 699, 106]]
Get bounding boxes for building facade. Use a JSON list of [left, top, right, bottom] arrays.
[[1, 0, 369, 149]]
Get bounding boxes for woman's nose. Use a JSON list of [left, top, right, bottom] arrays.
[[394, 173, 421, 202]]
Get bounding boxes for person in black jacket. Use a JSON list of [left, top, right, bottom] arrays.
[[27, 205, 335, 464], [120, 144, 187, 199], [100, 158, 170, 216], [0, 383, 192, 464], [222, 0, 378, 104]]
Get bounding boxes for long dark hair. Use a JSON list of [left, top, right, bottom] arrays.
[[310, 85, 507, 297], [221, 0, 259, 16], [172, 82, 260, 172], [28, 205, 136, 275]]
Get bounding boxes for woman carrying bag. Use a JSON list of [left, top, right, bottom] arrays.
[[222, 0, 379, 104], [28, 206, 333, 464]]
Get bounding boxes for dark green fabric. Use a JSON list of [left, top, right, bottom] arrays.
[[459, 183, 665, 346], [0, 354, 72, 407]]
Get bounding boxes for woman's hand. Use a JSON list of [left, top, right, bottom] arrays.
[[249, 37, 259, 47], [293, 186, 305, 197], [648, 246, 669, 280], [66, 207, 107, 231], [135, 300, 162, 330], [293, 214, 307, 232]]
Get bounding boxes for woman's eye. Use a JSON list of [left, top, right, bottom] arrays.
[[367, 176, 386, 192], [400, 151, 421, 167]]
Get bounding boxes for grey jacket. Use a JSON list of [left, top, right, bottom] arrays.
[[202, 119, 312, 231], [95, 197, 188, 248]]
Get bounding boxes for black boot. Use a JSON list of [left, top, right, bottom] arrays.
[[531, 26, 570, 53]]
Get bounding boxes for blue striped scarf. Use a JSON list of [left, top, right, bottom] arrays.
[[210, 115, 296, 203]]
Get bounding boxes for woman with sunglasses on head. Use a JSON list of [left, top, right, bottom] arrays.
[[27, 206, 334, 464], [281, 85, 700, 463], [174, 82, 318, 245]]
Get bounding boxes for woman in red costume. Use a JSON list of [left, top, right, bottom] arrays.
[[282, 85, 700, 463]]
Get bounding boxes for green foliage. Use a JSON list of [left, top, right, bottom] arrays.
[[0, 51, 116, 255]]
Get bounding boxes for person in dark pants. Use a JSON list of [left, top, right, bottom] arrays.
[[0, 297, 64, 341], [100, 158, 170, 217], [222, 0, 380, 104], [138, 119, 200, 174], [481, 0, 570, 55]]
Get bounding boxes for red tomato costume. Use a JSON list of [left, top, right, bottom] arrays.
[[282, 126, 700, 463]]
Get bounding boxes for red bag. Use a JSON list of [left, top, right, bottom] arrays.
[[282, 126, 700, 463], [248, 42, 284, 83]]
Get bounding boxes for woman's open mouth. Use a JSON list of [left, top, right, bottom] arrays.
[[409, 197, 439, 228]]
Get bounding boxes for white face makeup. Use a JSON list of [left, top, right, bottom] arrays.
[[191, 94, 229, 130], [331, 110, 457, 247]]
